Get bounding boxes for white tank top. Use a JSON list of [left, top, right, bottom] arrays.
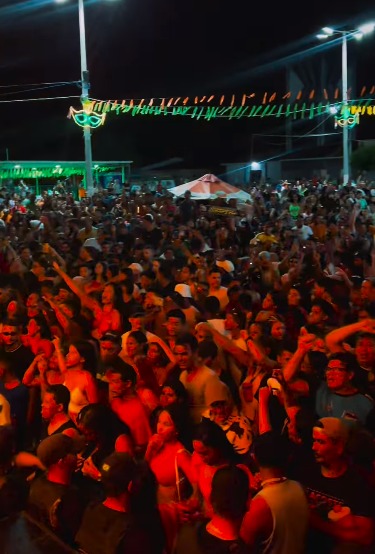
[[257, 479, 309, 554]]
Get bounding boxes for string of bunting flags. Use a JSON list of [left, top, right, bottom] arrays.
[[68, 86, 375, 127], [87, 98, 375, 122], [91, 85, 375, 109]]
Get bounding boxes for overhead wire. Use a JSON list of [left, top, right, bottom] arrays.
[[0, 82, 81, 98], [0, 95, 80, 104], [0, 80, 80, 89]]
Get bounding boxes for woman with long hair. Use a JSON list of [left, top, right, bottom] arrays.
[[76, 403, 133, 483], [84, 261, 108, 294], [146, 341, 172, 387], [150, 377, 189, 433], [145, 405, 196, 553], [125, 331, 160, 411], [52, 336, 98, 423], [145, 405, 195, 505], [52, 261, 123, 339], [192, 419, 252, 518]]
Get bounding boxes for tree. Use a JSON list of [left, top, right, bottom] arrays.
[[351, 145, 375, 172]]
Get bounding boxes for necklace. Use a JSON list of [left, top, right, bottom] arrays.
[[261, 477, 287, 487], [5, 343, 21, 353]]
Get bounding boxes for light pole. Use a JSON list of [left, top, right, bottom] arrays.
[[56, 0, 117, 195], [77, 0, 93, 195], [317, 23, 375, 185]]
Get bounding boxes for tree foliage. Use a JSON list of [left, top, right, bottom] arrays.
[[351, 145, 375, 171]]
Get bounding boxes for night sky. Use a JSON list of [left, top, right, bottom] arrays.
[[1, 0, 375, 169]]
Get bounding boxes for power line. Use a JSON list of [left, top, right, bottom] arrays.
[[0, 81, 80, 89], [0, 95, 80, 104], [252, 132, 340, 138], [0, 83, 81, 98]]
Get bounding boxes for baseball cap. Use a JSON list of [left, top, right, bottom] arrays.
[[101, 452, 136, 491], [37, 433, 77, 467], [174, 284, 192, 298], [216, 260, 235, 273], [128, 263, 143, 273], [314, 417, 349, 444], [83, 238, 102, 252], [143, 214, 154, 223], [100, 332, 122, 345]]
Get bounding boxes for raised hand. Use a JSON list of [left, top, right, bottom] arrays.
[[298, 332, 317, 352]]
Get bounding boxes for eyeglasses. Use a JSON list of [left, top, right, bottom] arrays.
[[2, 332, 17, 336]]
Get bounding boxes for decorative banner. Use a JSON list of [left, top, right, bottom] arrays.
[[350, 105, 375, 115], [335, 113, 360, 128], [69, 100, 106, 129], [0, 166, 112, 179], [88, 85, 375, 110], [82, 99, 375, 122]]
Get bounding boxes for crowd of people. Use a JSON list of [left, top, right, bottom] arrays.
[[0, 176, 375, 553]]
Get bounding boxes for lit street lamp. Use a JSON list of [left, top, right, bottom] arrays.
[[56, 0, 117, 195], [317, 23, 375, 185]]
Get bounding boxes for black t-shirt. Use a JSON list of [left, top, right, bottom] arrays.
[[140, 227, 163, 249], [0, 345, 35, 380], [297, 462, 374, 554], [28, 475, 83, 545], [76, 502, 159, 554], [39, 418, 78, 442], [0, 471, 29, 519], [297, 462, 374, 518], [176, 521, 248, 554], [179, 200, 196, 224]]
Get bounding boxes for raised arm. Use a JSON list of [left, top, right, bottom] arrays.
[[22, 355, 43, 387], [52, 261, 97, 311], [325, 319, 375, 354], [283, 333, 316, 383], [43, 296, 71, 334], [258, 387, 272, 435], [199, 322, 250, 367], [52, 336, 67, 375]]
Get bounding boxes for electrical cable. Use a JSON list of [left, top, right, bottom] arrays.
[[0, 95, 80, 104], [0, 80, 80, 89], [0, 82, 81, 98]]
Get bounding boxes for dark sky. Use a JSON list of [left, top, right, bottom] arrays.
[[1, 0, 375, 168]]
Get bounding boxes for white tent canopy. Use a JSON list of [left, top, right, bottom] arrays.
[[169, 174, 251, 201]]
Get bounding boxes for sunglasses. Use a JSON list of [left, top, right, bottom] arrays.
[[2, 332, 17, 336]]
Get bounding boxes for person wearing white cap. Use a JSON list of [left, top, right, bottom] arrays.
[[83, 238, 102, 252], [128, 263, 143, 285], [174, 284, 200, 330], [215, 260, 235, 274]]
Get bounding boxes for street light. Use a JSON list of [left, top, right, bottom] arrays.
[[56, 0, 117, 195], [317, 23, 375, 184]]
